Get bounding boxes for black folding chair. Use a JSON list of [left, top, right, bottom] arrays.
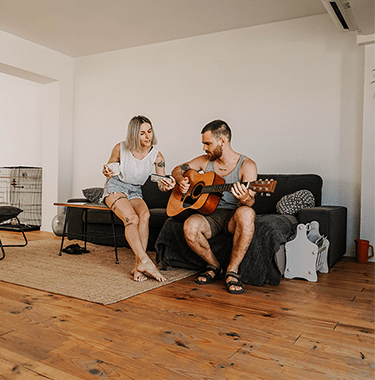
[[0, 206, 28, 260]]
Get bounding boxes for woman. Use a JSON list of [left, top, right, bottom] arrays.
[[102, 115, 175, 282]]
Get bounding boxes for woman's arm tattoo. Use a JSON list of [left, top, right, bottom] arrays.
[[157, 160, 165, 168]]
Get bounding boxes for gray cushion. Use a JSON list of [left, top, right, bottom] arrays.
[[82, 188, 104, 204], [276, 190, 315, 215]]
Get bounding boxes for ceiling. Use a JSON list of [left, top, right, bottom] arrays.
[[0, 0, 373, 58]]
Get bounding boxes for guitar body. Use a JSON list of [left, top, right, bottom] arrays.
[[167, 170, 225, 218], [166, 169, 277, 219]]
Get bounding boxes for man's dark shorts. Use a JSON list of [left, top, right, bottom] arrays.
[[205, 208, 236, 238]]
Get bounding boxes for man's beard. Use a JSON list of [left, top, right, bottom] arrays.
[[207, 145, 223, 161]]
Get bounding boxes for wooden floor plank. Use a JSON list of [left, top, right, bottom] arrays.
[[0, 346, 83, 380]]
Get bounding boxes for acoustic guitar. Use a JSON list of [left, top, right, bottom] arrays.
[[166, 169, 277, 218]]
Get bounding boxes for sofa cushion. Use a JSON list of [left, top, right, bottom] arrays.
[[141, 177, 171, 209], [253, 174, 322, 214], [149, 208, 169, 228]]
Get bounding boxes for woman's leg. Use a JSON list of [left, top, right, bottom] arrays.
[[129, 198, 150, 251], [105, 193, 165, 282], [128, 198, 151, 282]]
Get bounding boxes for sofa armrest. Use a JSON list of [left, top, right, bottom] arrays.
[[297, 206, 347, 267]]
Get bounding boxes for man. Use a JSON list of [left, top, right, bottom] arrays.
[[171, 120, 257, 294]]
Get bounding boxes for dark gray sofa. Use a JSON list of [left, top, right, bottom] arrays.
[[66, 174, 347, 271]]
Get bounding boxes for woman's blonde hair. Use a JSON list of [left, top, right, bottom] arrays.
[[125, 115, 158, 152]]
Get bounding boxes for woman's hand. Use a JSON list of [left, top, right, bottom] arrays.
[[103, 164, 114, 178], [158, 176, 176, 192], [104, 144, 121, 178]]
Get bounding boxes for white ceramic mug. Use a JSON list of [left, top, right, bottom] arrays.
[[105, 162, 120, 176]]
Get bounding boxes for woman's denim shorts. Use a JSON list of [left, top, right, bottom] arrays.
[[102, 176, 143, 203]]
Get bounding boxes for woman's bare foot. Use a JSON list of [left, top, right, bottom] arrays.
[[136, 259, 166, 282], [130, 267, 148, 282]]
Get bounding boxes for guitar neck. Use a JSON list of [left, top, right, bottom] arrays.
[[202, 182, 245, 194], [201, 179, 276, 194]]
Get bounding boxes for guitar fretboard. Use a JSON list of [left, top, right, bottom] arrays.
[[202, 182, 248, 194]]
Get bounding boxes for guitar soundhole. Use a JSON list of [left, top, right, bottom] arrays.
[[192, 183, 204, 199], [183, 196, 195, 207], [181, 183, 203, 208]]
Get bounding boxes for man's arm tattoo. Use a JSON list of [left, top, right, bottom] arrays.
[[157, 160, 165, 168], [180, 163, 191, 175]]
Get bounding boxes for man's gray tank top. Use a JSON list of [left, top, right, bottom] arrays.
[[205, 154, 245, 210]]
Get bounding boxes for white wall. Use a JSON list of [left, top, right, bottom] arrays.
[[0, 73, 43, 166], [74, 14, 365, 256], [0, 30, 74, 231], [359, 42, 375, 261]]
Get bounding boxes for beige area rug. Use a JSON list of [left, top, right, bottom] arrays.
[[0, 239, 197, 305]]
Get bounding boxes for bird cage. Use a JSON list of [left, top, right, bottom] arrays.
[[0, 166, 42, 230]]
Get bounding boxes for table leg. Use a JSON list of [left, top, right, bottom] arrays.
[[0, 239, 5, 260], [83, 209, 88, 251], [59, 207, 70, 256]]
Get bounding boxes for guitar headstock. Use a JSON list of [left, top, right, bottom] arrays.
[[249, 179, 277, 194]]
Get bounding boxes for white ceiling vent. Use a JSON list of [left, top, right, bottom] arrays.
[[321, 0, 361, 32]]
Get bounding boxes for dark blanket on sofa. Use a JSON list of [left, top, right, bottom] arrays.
[[155, 214, 295, 286]]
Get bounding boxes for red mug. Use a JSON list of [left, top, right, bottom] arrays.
[[355, 239, 374, 263]]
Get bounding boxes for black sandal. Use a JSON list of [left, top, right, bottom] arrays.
[[225, 271, 244, 294], [195, 264, 222, 285], [63, 243, 89, 255]]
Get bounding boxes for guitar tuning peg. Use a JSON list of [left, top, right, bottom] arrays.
[[261, 192, 264, 196], [266, 193, 271, 197]]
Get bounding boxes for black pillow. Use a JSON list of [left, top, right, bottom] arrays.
[[82, 188, 104, 204]]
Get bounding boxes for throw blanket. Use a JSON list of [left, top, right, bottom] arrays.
[[155, 214, 296, 286]]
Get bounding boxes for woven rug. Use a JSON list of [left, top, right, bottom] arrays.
[[0, 239, 197, 305]]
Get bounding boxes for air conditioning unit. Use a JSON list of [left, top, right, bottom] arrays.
[[321, 0, 361, 32]]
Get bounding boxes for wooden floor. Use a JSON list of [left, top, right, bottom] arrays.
[[0, 230, 374, 379]]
